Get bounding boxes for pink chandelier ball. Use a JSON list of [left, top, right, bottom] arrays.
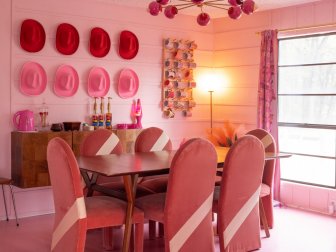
[[228, 6, 242, 19], [148, 1, 162, 16], [197, 12, 210, 26], [147, 0, 256, 25], [164, 5, 178, 19], [242, 0, 256, 15]]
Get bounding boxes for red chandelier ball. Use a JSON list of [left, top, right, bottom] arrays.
[[148, 0, 257, 26]]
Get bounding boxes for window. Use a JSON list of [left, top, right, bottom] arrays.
[[278, 33, 336, 188]]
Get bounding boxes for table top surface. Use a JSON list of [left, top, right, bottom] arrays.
[[77, 146, 291, 177], [77, 150, 176, 177]]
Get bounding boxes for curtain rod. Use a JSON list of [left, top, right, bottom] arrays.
[[256, 22, 336, 35]]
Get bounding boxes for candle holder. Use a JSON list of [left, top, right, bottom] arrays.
[[39, 102, 49, 130]]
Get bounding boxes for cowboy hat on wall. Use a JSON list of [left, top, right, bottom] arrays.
[[56, 23, 80, 55], [89, 27, 111, 58], [54, 65, 79, 97], [20, 61, 47, 96], [20, 19, 46, 52], [117, 68, 139, 99], [118, 30, 139, 60], [87, 66, 110, 97]]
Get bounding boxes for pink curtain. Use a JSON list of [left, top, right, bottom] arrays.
[[257, 30, 281, 201]]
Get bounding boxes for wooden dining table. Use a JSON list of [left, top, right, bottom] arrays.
[[77, 146, 291, 252]]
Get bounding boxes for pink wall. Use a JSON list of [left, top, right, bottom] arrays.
[[212, 0, 336, 215]]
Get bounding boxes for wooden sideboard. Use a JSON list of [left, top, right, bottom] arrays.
[[11, 129, 141, 188]]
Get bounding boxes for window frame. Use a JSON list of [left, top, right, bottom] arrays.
[[278, 33, 336, 189]]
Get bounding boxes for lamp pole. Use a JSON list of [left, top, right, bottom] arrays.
[[209, 90, 213, 134]]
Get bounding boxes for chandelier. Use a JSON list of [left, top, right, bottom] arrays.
[[148, 0, 257, 26]]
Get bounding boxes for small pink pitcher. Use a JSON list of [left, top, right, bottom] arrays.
[[13, 110, 35, 131]]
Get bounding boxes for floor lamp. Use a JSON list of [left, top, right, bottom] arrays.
[[209, 90, 214, 135]]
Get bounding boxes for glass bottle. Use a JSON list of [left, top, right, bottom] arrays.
[[98, 97, 105, 128], [92, 97, 99, 129], [105, 97, 112, 129], [39, 102, 48, 130]]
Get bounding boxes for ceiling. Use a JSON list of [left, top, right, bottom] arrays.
[[107, 0, 321, 18]]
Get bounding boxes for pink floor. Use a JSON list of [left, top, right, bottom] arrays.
[[1, 206, 336, 251]]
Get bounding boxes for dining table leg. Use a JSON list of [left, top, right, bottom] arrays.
[[80, 171, 98, 197], [122, 174, 139, 252]]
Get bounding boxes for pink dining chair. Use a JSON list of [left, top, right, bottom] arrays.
[[80, 129, 125, 195], [247, 128, 277, 237], [136, 138, 218, 252], [135, 127, 172, 194], [134, 127, 172, 238], [47, 137, 144, 252], [213, 135, 265, 252]]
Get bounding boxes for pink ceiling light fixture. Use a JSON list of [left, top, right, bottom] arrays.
[[148, 0, 257, 26]]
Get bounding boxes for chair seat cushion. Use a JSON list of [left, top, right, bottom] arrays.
[[138, 174, 218, 195], [135, 193, 166, 223], [138, 175, 169, 193], [94, 181, 125, 193], [260, 183, 271, 198], [85, 196, 143, 229], [83, 181, 126, 197], [87, 181, 154, 198]]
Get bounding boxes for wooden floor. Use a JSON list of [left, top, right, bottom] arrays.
[[1, 206, 336, 251]]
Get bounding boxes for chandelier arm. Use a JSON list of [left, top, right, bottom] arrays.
[[177, 4, 198, 10], [204, 3, 230, 10], [166, 3, 197, 7], [202, 0, 229, 4]]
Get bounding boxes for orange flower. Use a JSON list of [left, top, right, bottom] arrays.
[[206, 121, 246, 147]]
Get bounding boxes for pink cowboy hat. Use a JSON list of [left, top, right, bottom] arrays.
[[20, 61, 47, 96], [54, 65, 79, 97], [88, 67, 110, 97], [118, 68, 139, 99]]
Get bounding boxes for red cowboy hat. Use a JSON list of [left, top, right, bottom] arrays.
[[118, 30, 139, 60], [56, 23, 79, 55], [20, 19, 46, 52], [89, 27, 110, 58]]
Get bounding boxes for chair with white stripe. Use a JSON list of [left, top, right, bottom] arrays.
[[80, 129, 124, 196], [136, 138, 217, 252], [213, 135, 265, 252], [47, 137, 144, 252], [247, 128, 276, 237], [135, 127, 173, 194], [133, 127, 173, 239]]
